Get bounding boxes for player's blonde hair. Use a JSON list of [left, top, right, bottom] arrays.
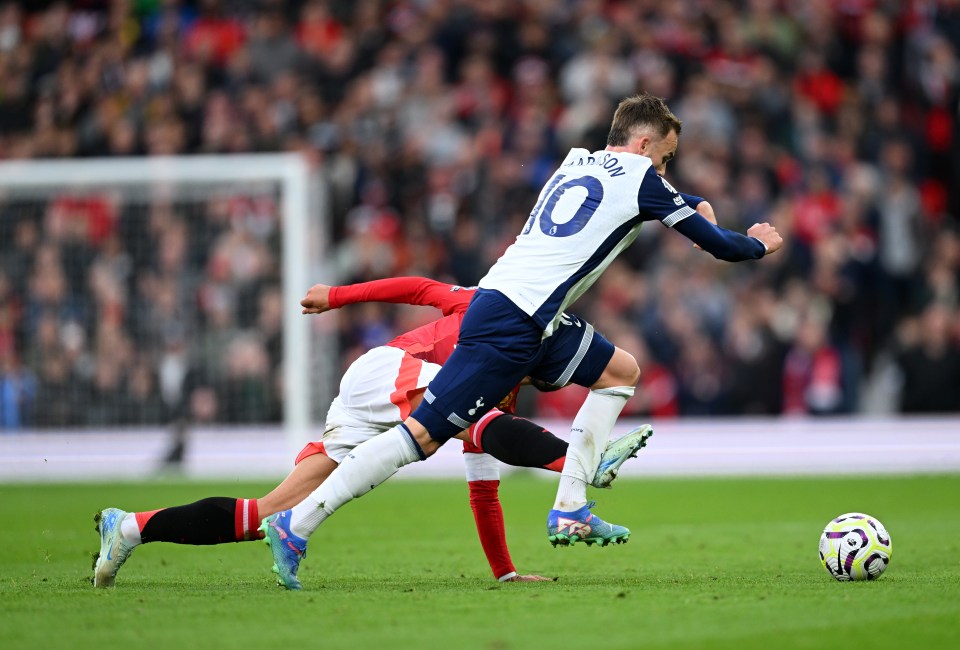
[[607, 93, 682, 146]]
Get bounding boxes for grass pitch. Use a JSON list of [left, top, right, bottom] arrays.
[[1, 474, 958, 649]]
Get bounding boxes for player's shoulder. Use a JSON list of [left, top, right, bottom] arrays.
[[638, 165, 680, 195]]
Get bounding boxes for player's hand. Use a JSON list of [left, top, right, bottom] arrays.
[[503, 574, 557, 582], [746, 222, 783, 256], [301, 283, 333, 314], [693, 201, 717, 251]]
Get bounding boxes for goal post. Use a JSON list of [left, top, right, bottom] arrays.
[[0, 153, 331, 455]]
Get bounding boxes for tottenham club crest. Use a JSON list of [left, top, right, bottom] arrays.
[[467, 397, 485, 416]]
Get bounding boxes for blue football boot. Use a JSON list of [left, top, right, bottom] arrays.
[[547, 501, 630, 547], [261, 511, 307, 590]]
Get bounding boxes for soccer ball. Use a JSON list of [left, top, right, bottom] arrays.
[[819, 513, 892, 581]]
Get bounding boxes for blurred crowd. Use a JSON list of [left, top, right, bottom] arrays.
[[1, 0, 959, 430]]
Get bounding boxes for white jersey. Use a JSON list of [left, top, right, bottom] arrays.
[[479, 148, 696, 336]]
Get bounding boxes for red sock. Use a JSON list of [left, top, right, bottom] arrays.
[[468, 480, 516, 580], [466, 409, 504, 450], [135, 509, 161, 531], [543, 457, 565, 473], [234, 499, 262, 541]]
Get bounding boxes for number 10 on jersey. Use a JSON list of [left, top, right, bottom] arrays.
[[523, 174, 604, 238]]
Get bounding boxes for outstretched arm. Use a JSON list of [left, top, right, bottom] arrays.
[[672, 213, 782, 261], [638, 168, 782, 260], [301, 277, 471, 316]]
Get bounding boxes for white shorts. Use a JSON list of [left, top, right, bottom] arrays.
[[297, 345, 441, 464]]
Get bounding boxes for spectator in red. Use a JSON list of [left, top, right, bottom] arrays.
[[794, 50, 844, 117], [183, 0, 245, 68], [782, 316, 847, 415], [791, 166, 842, 255], [297, 0, 343, 60]]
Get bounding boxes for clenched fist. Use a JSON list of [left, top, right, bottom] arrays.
[[746, 222, 783, 256], [301, 283, 333, 314]]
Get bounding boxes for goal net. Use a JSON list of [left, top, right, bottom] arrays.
[[0, 154, 331, 454]]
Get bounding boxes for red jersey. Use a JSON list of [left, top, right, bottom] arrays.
[[328, 277, 474, 365], [325, 276, 524, 580], [328, 277, 519, 413]]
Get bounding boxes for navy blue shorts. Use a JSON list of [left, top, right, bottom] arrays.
[[412, 289, 615, 443]]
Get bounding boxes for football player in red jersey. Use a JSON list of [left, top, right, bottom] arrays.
[[93, 277, 650, 589]]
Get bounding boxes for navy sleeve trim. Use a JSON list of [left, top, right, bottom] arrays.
[[672, 212, 766, 261], [662, 205, 696, 227]]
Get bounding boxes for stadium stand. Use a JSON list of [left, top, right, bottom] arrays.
[[0, 0, 958, 429]]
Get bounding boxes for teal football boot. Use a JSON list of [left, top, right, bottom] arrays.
[[261, 511, 307, 590], [591, 424, 653, 489], [547, 501, 630, 547]]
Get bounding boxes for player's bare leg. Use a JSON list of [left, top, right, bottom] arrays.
[[92, 453, 338, 587], [258, 453, 337, 519]]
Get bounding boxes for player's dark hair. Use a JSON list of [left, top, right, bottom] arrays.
[[607, 93, 682, 146]]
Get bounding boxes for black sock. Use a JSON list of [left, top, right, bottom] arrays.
[[479, 414, 568, 469], [140, 497, 240, 545]]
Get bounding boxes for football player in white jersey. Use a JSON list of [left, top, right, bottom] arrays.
[[263, 93, 783, 577]]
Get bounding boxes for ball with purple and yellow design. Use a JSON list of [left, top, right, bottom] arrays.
[[818, 512, 892, 581]]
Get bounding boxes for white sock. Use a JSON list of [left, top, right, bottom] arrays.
[[289, 424, 423, 538], [120, 513, 142, 546], [553, 386, 634, 511]]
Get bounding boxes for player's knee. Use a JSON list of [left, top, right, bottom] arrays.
[[619, 354, 641, 387], [599, 348, 640, 388]]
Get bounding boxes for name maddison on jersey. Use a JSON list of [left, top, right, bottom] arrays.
[[562, 152, 627, 177]]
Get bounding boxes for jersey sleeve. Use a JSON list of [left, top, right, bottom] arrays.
[[637, 166, 697, 227], [672, 212, 766, 261], [679, 192, 705, 209], [328, 277, 472, 315]]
